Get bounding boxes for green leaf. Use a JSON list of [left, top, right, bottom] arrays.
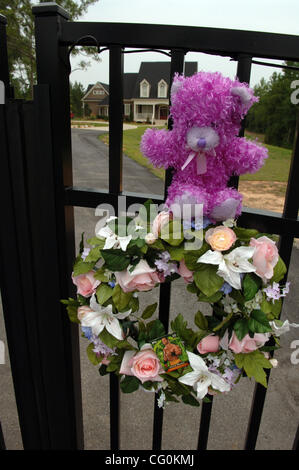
[[72, 259, 95, 277], [120, 376, 140, 393], [96, 283, 113, 305], [194, 311, 209, 330], [164, 390, 180, 403], [167, 244, 185, 261], [150, 239, 165, 250], [147, 319, 166, 340], [112, 284, 132, 311], [197, 291, 223, 303], [87, 236, 105, 247], [233, 318, 249, 340], [61, 298, 80, 324], [93, 268, 110, 282], [194, 264, 223, 297], [128, 295, 139, 313], [170, 314, 197, 349], [234, 226, 259, 242], [213, 312, 233, 332], [235, 350, 272, 387], [141, 302, 158, 320], [271, 298, 282, 319], [184, 244, 209, 271], [271, 256, 287, 283], [101, 249, 130, 271], [98, 328, 134, 350], [86, 343, 101, 365], [84, 245, 102, 263], [181, 394, 200, 407], [160, 220, 184, 246], [248, 310, 272, 334], [243, 273, 262, 301]]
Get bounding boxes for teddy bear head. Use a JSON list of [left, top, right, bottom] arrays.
[[170, 71, 257, 149]]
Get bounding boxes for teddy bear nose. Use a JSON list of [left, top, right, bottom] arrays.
[[197, 138, 206, 149], [187, 126, 219, 152]]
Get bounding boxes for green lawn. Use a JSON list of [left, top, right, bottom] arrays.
[[99, 126, 292, 183]]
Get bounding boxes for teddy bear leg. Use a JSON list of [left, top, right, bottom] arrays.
[[165, 181, 210, 218], [209, 187, 243, 222]]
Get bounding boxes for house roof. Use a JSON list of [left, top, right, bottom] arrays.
[[132, 61, 197, 99], [83, 61, 198, 104], [82, 82, 109, 101]]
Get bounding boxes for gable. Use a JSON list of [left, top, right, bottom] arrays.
[[82, 82, 109, 101]]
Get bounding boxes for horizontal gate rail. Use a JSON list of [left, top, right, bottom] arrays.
[[59, 21, 299, 61]]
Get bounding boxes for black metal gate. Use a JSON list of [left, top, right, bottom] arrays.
[[0, 2, 299, 450]]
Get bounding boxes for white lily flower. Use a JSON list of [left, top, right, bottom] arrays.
[[270, 319, 299, 336], [80, 294, 131, 340], [97, 225, 132, 251], [178, 352, 230, 399], [198, 246, 256, 290]]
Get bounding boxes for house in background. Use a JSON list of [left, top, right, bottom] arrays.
[[81, 61, 198, 123]]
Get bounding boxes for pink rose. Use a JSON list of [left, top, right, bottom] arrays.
[[77, 305, 93, 321], [197, 335, 220, 354], [120, 344, 163, 383], [250, 236, 279, 281], [115, 259, 161, 293], [229, 332, 269, 354], [72, 270, 100, 297], [205, 226, 237, 251], [178, 259, 194, 283], [152, 211, 172, 238]]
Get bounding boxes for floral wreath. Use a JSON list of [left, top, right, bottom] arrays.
[[62, 202, 298, 409]]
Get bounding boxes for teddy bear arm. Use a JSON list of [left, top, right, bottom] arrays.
[[140, 128, 175, 169], [227, 137, 268, 176]]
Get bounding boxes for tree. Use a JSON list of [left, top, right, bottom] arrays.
[[246, 62, 299, 148], [0, 0, 100, 98], [70, 81, 85, 117]]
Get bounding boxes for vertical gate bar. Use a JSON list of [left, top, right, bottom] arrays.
[[197, 54, 253, 451], [245, 96, 299, 452], [109, 46, 124, 195], [32, 4, 83, 449], [108, 46, 124, 450], [229, 54, 252, 190], [0, 421, 5, 450], [0, 14, 13, 99], [152, 49, 185, 451], [0, 103, 45, 449]]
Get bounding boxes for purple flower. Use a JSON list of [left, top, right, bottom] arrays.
[[263, 282, 290, 303], [91, 335, 116, 357], [108, 281, 116, 288], [81, 247, 91, 261], [81, 326, 93, 340], [154, 251, 178, 277], [220, 282, 233, 295]]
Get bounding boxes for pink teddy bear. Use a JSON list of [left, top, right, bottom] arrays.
[[140, 71, 268, 221]]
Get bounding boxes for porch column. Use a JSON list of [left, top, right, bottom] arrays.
[[151, 103, 155, 125]]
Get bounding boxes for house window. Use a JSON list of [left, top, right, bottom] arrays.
[[158, 80, 167, 98], [124, 103, 131, 116], [93, 89, 105, 95], [140, 79, 150, 98]]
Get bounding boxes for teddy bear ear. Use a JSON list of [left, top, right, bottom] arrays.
[[230, 86, 252, 105]]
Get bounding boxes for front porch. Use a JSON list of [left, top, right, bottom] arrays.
[[134, 101, 169, 123]]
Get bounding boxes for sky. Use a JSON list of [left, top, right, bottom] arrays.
[[69, 0, 299, 90]]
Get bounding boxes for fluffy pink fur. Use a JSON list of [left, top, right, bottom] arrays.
[[140, 71, 268, 221]]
